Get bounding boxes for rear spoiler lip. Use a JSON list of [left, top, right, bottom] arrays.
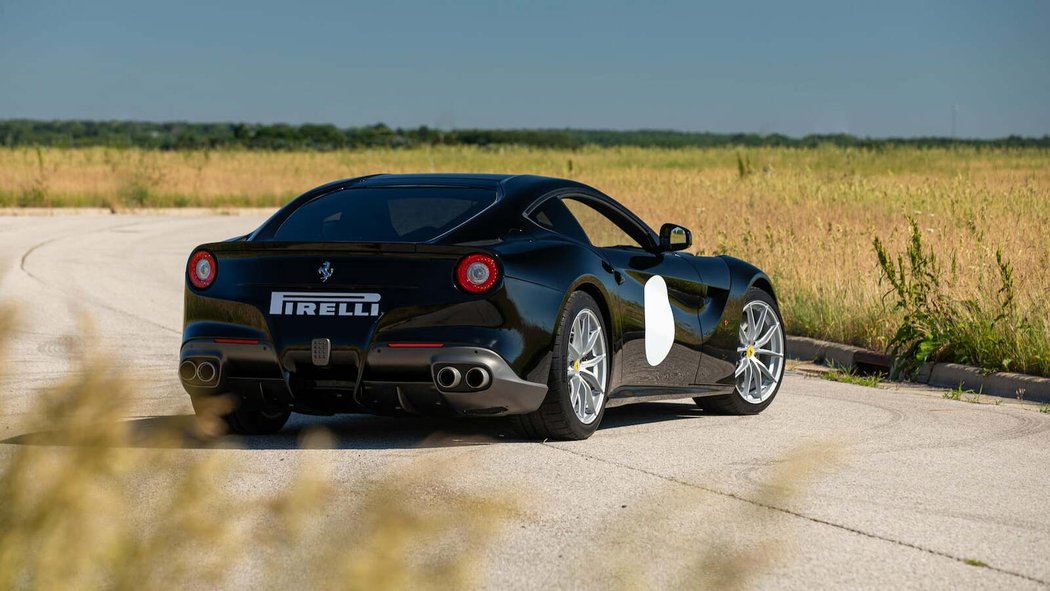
[[195, 241, 495, 257]]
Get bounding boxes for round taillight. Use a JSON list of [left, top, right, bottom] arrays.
[[188, 250, 217, 289], [455, 254, 500, 294]]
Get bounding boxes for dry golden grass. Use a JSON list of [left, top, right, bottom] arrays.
[[1, 145, 1047, 373]]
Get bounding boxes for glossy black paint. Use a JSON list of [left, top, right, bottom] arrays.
[[181, 174, 777, 417]]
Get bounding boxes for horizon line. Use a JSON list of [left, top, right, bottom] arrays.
[[3, 118, 1048, 143]]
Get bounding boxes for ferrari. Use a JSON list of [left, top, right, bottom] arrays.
[[180, 174, 785, 440]]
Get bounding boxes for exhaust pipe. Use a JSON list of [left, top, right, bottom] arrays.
[[465, 367, 491, 390], [179, 360, 197, 381], [195, 361, 218, 383], [435, 366, 461, 390]]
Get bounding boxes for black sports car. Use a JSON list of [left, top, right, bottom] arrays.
[[180, 174, 785, 440]]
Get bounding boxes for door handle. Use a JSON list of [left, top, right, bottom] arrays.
[[601, 260, 624, 285]]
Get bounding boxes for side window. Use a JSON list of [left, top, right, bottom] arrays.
[[562, 198, 645, 249], [529, 197, 590, 243]]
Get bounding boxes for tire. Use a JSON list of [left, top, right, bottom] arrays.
[[695, 287, 785, 415], [192, 395, 290, 435], [512, 291, 610, 440]]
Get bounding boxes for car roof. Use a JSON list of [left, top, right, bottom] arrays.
[[356, 173, 517, 190], [352, 173, 589, 198], [249, 173, 654, 244]]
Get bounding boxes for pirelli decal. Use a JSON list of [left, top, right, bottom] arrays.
[[269, 292, 381, 317]]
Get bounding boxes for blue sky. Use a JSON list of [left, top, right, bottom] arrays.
[[1, 0, 1048, 138]]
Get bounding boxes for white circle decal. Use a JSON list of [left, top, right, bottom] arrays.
[[644, 275, 674, 366]]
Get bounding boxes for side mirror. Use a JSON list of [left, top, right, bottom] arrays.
[[659, 223, 692, 252]]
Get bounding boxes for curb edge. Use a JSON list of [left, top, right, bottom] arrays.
[[786, 335, 1050, 404]]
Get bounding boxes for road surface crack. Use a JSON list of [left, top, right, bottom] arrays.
[[543, 442, 1047, 586], [19, 220, 180, 335]]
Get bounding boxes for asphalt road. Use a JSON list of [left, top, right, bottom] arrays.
[[1, 214, 1048, 589]]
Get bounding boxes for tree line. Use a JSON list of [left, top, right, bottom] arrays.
[[1, 119, 1047, 150]]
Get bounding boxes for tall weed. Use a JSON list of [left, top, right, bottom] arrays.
[[874, 220, 1047, 377]]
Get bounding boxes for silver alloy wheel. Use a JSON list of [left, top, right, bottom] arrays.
[[735, 300, 785, 404], [566, 308, 608, 424]]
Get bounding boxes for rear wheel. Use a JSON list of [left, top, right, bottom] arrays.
[[695, 287, 785, 415], [192, 395, 290, 436], [512, 291, 609, 440]]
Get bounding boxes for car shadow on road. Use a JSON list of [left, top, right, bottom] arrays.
[[2, 402, 709, 451]]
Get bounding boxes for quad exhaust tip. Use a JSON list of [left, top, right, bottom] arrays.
[[436, 366, 461, 389], [196, 361, 218, 383], [179, 360, 197, 381], [465, 367, 491, 390], [435, 365, 491, 391], [181, 359, 218, 384]]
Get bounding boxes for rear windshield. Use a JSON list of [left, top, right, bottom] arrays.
[[270, 187, 496, 242]]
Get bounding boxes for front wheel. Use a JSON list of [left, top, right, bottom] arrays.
[[511, 291, 609, 440], [695, 287, 785, 415]]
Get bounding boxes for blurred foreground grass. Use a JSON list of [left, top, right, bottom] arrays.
[[0, 303, 839, 589], [1, 144, 1046, 376], [0, 306, 516, 589]]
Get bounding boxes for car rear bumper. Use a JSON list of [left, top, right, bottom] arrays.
[[179, 340, 549, 417]]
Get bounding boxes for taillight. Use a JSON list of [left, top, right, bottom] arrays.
[[188, 250, 217, 289], [455, 253, 500, 294]]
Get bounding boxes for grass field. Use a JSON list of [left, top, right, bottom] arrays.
[[1, 145, 1048, 376]]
